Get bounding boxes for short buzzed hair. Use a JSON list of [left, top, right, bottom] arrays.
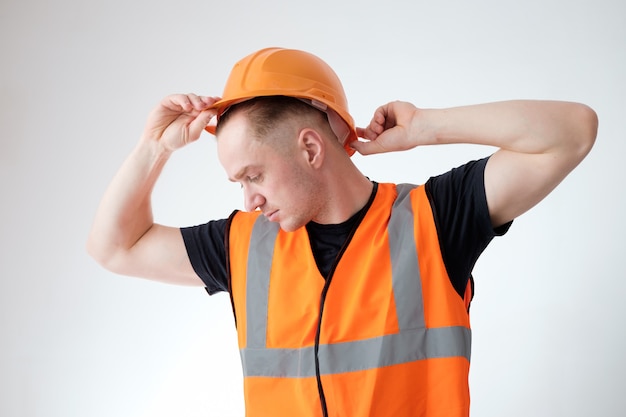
[[216, 96, 334, 141]]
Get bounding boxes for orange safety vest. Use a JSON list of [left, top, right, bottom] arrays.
[[227, 183, 472, 417]]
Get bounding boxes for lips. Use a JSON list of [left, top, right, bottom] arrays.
[[264, 210, 278, 221]]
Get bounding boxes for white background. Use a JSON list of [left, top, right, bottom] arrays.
[[1, 0, 624, 416]]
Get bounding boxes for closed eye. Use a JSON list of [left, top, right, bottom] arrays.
[[237, 174, 262, 189], [247, 174, 262, 184]]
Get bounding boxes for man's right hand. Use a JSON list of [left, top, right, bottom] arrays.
[[141, 94, 220, 152]]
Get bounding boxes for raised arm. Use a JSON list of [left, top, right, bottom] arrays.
[[86, 94, 218, 285], [354, 100, 598, 227]]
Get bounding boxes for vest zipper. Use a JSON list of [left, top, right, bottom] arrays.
[[313, 182, 378, 417]]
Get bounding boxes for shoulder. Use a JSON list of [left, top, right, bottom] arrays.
[[425, 157, 489, 197]]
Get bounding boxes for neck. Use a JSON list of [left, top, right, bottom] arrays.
[[313, 158, 374, 225]]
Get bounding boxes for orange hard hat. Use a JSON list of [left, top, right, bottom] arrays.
[[205, 47, 357, 155]]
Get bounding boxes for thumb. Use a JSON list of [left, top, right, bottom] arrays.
[[349, 137, 388, 156]]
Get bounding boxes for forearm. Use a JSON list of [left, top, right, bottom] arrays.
[[356, 98, 597, 227], [427, 100, 597, 226], [86, 139, 172, 267], [421, 100, 597, 158]]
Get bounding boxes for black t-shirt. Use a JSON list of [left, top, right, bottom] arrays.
[[181, 157, 510, 300]]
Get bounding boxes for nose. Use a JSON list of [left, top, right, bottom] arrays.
[[244, 188, 265, 212]]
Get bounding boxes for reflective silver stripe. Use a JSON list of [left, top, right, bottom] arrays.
[[245, 216, 279, 349], [242, 326, 471, 377], [389, 184, 424, 330], [240, 184, 471, 378]]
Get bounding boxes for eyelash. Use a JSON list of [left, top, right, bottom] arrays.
[[240, 175, 262, 188]]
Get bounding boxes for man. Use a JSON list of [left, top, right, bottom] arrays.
[[87, 47, 597, 416]]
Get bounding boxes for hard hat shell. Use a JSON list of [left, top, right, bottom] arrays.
[[205, 47, 357, 155]]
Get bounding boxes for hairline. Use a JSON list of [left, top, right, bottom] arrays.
[[216, 96, 336, 144]]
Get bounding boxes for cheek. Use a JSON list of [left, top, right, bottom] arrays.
[[288, 173, 321, 209], [271, 162, 319, 208]]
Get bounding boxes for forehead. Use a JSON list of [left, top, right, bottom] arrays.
[[216, 112, 268, 178], [216, 111, 250, 148]]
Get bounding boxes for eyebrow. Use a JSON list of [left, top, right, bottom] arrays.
[[228, 165, 259, 182]]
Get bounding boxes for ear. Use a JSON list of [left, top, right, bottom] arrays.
[[297, 128, 325, 168]]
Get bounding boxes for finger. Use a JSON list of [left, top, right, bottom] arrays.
[[355, 127, 368, 138], [202, 96, 222, 106], [190, 95, 223, 112], [356, 124, 382, 141], [374, 106, 388, 125], [363, 108, 388, 135], [187, 93, 212, 111], [166, 94, 213, 113], [165, 94, 194, 112], [349, 138, 386, 156], [188, 109, 218, 140]]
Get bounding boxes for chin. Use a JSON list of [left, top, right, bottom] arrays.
[[279, 223, 298, 233], [278, 218, 306, 233]]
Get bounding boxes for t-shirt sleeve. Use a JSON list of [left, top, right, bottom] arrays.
[[425, 156, 512, 299], [180, 218, 230, 295]]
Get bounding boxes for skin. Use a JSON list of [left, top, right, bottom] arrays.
[[216, 110, 373, 232], [354, 100, 598, 227], [86, 94, 598, 286], [86, 94, 217, 285]]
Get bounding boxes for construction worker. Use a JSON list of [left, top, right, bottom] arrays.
[[86, 47, 598, 416]]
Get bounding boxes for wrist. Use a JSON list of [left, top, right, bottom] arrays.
[[135, 136, 173, 168], [410, 108, 443, 146]]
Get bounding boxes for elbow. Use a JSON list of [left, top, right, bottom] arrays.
[[86, 237, 111, 270], [575, 103, 598, 159], [85, 234, 122, 273]]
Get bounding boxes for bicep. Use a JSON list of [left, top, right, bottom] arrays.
[[109, 224, 204, 286], [484, 149, 572, 228]]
